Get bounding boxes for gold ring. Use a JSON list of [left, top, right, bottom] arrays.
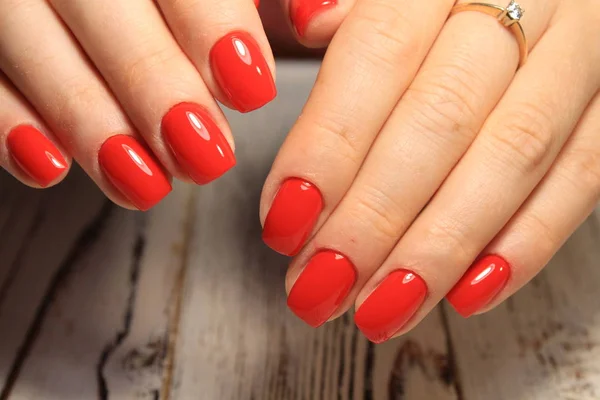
[[450, 1, 528, 68]]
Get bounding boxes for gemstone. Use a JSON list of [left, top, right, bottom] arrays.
[[507, 1, 524, 20]]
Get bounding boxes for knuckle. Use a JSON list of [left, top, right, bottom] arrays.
[[55, 81, 105, 126], [349, 185, 405, 243], [487, 102, 556, 173], [310, 110, 363, 165], [560, 146, 600, 199], [2, 0, 36, 15], [519, 212, 562, 255], [121, 44, 180, 86], [421, 218, 473, 265], [349, 0, 420, 71], [404, 65, 481, 146]]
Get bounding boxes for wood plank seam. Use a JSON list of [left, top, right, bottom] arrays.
[[160, 190, 197, 400], [439, 303, 465, 400], [0, 201, 114, 400], [0, 205, 45, 307], [97, 216, 147, 399]]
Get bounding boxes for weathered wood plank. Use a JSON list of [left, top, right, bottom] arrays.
[[1, 175, 191, 399], [447, 210, 600, 400], [0, 168, 107, 394]]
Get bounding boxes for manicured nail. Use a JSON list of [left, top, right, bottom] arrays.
[[210, 31, 276, 113], [99, 135, 172, 211], [262, 178, 323, 256], [7, 125, 67, 187], [354, 270, 427, 343], [162, 102, 235, 185], [254, 0, 260, 7], [290, 0, 338, 37], [287, 250, 356, 327], [446, 254, 510, 318]]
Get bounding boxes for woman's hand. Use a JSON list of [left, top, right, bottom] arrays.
[[260, 0, 600, 342], [0, 0, 281, 210]]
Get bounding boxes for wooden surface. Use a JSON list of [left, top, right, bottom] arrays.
[[0, 61, 599, 400]]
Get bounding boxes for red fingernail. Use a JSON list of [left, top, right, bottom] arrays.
[[254, 0, 260, 7], [7, 125, 67, 187], [290, 0, 337, 37], [210, 31, 276, 113], [262, 178, 323, 256], [99, 135, 172, 211], [354, 270, 427, 343], [446, 254, 510, 318], [162, 102, 235, 185], [288, 250, 356, 327]]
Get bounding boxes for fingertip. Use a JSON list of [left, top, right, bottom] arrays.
[[5, 125, 70, 188], [290, 0, 347, 48]]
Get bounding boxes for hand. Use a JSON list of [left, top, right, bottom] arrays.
[[0, 0, 278, 210], [260, 0, 600, 342]]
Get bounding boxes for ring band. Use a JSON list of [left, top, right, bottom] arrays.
[[450, 1, 528, 68]]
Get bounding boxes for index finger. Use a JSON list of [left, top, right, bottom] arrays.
[[260, 0, 454, 255]]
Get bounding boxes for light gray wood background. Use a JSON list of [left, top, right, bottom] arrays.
[[0, 61, 599, 400]]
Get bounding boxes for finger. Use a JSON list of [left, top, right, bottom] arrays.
[[354, 9, 600, 342], [447, 91, 600, 317], [261, 0, 454, 256], [0, 0, 171, 210], [49, 0, 237, 185], [157, 0, 276, 112], [279, 0, 357, 47], [0, 73, 69, 188], [283, 0, 556, 328]]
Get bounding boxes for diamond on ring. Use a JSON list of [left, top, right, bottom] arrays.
[[506, 0, 524, 21]]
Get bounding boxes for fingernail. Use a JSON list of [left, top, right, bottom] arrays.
[[99, 135, 172, 211], [354, 270, 427, 343], [446, 254, 510, 318], [290, 0, 338, 37], [210, 31, 276, 113], [7, 125, 67, 187], [254, 0, 260, 7], [262, 178, 323, 256], [162, 102, 236, 185], [288, 250, 356, 327]]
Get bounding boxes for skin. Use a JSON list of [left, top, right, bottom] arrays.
[[1, 0, 599, 337]]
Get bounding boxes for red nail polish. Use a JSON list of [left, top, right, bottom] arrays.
[[446, 255, 510, 318], [162, 102, 236, 185], [354, 270, 427, 343], [254, 0, 259, 7], [7, 125, 67, 187], [290, 0, 337, 37], [288, 250, 356, 327], [210, 31, 276, 113], [262, 178, 323, 256], [99, 135, 172, 211]]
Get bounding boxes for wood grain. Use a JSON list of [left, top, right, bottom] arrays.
[[0, 62, 598, 399]]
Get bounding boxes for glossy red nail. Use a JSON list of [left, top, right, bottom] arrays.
[[262, 178, 323, 256], [99, 135, 171, 211], [7, 125, 67, 187], [254, 0, 260, 7], [354, 270, 427, 343], [210, 31, 276, 113], [288, 250, 356, 327], [446, 254, 510, 318], [162, 102, 235, 185], [290, 0, 337, 37]]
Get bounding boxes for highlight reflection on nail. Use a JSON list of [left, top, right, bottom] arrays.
[[447, 255, 510, 318], [99, 135, 171, 211]]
